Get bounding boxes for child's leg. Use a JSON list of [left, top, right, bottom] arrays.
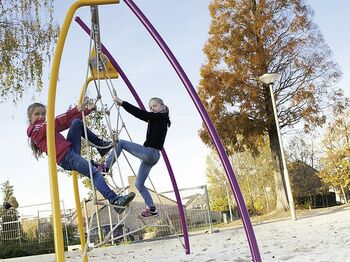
[[105, 139, 160, 169], [66, 119, 83, 154], [60, 149, 117, 202], [135, 161, 155, 208], [66, 119, 110, 154]]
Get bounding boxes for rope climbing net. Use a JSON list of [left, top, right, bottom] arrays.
[[77, 5, 186, 259]]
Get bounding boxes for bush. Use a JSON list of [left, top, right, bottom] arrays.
[[0, 239, 55, 259]]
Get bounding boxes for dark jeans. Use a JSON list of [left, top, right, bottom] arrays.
[[105, 139, 160, 208], [58, 119, 117, 203]]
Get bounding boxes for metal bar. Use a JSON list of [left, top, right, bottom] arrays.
[[159, 185, 205, 194], [73, 172, 88, 262], [122, 0, 261, 260], [268, 83, 297, 220], [62, 200, 69, 245], [204, 185, 213, 234], [47, 1, 119, 261]]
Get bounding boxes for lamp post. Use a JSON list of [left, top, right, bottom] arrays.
[[259, 73, 297, 221]]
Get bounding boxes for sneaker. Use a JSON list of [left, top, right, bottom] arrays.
[[97, 141, 113, 157], [141, 208, 159, 218], [113, 192, 136, 214]]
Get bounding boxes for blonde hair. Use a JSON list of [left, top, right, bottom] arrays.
[[149, 97, 171, 127], [27, 103, 46, 160], [149, 97, 169, 114]]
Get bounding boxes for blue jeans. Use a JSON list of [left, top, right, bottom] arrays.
[[58, 119, 118, 203], [105, 139, 160, 208]]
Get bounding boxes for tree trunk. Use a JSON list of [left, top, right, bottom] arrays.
[[268, 129, 290, 211], [246, 175, 256, 214], [340, 185, 348, 203], [263, 185, 270, 213]]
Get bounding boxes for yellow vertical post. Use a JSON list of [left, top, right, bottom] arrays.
[[71, 78, 93, 262], [72, 172, 88, 262], [47, 1, 119, 261], [77, 77, 93, 107]]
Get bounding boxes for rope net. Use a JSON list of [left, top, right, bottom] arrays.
[[76, 6, 185, 259]]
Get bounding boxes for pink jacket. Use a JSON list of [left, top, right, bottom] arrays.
[[27, 106, 92, 163]]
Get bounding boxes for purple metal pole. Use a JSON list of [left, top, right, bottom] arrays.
[[75, 16, 191, 254], [123, 0, 261, 261]]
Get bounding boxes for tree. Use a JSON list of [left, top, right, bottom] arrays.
[[206, 153, 230, 211], [198, 0, 342, 211], [0, 180, 21, 241], [0, 0, 59, 102], [287, 131, 322, 170], [206, 142, 275, 215], [319, 108, 350, 202], [1, 180, 18, 211], [1, 180, 13, 202], [1, 180, 18, 207]]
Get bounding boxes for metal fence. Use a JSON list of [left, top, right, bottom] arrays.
[[0, 203, 73, 259], [81, 196, 223, 245], [85, 185, 223, 244], [0, 200, 222, 259], [0, 209, 22, 243]]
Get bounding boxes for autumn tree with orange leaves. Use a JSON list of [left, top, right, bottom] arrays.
[[198, 0, 343, 212], [319, 100, 350, 203]]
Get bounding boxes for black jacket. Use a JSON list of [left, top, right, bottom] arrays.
[[122, 101, 170, 150]]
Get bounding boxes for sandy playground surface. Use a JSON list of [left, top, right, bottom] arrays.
[[2, 205, 350, 262]]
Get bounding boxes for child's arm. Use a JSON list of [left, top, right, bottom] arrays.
[[113, 93, 154, 122], [55, 106, 93, 132], [121, 102, 154, 122]]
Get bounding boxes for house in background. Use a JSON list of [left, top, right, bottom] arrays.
[[289, 160, 337, 208], [70, 176, 222, 243], [184, 193, 208, 209], [71, 176, 185, 242]]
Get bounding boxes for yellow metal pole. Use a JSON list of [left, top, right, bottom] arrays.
[[47, 1, 119, 261], [72, 171, 88, 262], [78, 76, 94, 107], [72, 76, 95, 262]]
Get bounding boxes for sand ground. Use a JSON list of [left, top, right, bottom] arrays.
[[2, 205, 350, 262]]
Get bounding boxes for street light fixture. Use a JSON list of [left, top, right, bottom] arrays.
[[259, 73, 279, 85], [259, 73, 297, 221]]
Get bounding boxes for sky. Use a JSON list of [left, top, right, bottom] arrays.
[[0, 0, 349, 216]]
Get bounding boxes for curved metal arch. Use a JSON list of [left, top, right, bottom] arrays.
[[47, 0, 261, 260], [47, 1, 120, 261], [121, 0, 262, 261]]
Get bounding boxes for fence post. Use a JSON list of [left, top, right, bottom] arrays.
[[225, 181, 234, 222], [83, 199, 88, 228], [94, 192, 102, 243], [37, 210, 41, 243], [62, 200, 69, 246], [17, 220, 21, 245], [204, 185, 213, 234], [107, 205, 114, 245]]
